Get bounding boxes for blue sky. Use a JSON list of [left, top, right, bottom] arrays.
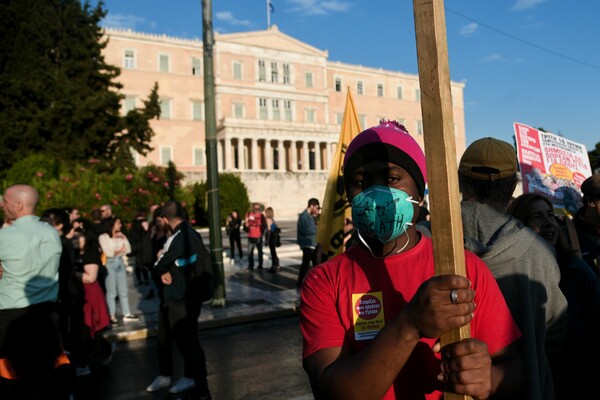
[[96, 0, 599, 152]]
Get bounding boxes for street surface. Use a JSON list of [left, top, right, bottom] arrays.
[[75, 315, 313, 400]]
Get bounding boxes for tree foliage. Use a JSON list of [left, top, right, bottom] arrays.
[[0, 155, 194, 224], [0, 0, 160, 177]]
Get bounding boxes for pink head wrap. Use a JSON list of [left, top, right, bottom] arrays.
[[343, 120, 427, 197]]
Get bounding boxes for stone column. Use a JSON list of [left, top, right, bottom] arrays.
[[224, 137, 232, 171], [276, 140, 283, 171], [303, 141, 310, 170], [265, 140, 273, 170], [250, 138, 258, 170], [316, 142, 323, 170], [290, 141, 298, 171], [217, 139, 223, 171]]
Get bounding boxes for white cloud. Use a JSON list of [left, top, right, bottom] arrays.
[[459, 23, 478, 37], [288, 0, 351, 16], [102, 13, 147, 30], [216, 12, 252, 27], [482, 54, 505, 63], [512, 0, 546, 11]]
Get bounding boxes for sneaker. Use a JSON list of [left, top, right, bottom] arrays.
[[101, 342, 116, 366], [169, 377, 196, 394], [75, 365, 91, 377], [146, 375, 171, 392], [110, 316, 118, 325], [123, 314, 140, 322]]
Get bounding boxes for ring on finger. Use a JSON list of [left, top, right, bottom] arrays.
[[450, 289, 459, 304]]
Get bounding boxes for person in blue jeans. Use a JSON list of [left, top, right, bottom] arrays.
[[296, 198, 321, 288], [98, 217, 139, 325]]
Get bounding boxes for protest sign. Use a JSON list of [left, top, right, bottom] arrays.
[[514, 122, 592, 213]]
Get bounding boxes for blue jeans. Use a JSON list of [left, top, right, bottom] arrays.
[[105, 256, 132, 317], [247, 237, 263, 269]]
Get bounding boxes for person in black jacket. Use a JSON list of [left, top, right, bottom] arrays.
[[145, 201, 212, 399]]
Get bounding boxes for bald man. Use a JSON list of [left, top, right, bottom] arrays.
[[0, 185, 63, 381]]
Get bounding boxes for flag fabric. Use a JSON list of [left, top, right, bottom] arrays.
[[269, 0, 274, 13], [316, 89, 361, 261]]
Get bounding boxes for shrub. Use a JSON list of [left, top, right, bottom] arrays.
[[0, 156, 207, 225]]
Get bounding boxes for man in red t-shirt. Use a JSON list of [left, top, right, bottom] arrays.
[[244, 203, 266, 270]]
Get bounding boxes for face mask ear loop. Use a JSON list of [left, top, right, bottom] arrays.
[[394, 228, 411, 254], [357, 229, 411, 259]]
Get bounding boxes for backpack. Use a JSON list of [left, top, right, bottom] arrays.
[[186, 227, 216, 303]]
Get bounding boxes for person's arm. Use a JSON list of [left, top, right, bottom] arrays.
[[154, 231, 182, 276], [81, 262, 99, 284], [304, 274, 483, 400], [98, 234, 115, 257]]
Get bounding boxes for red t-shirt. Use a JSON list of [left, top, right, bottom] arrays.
[[245, 211, 265, 239], [300, 235, 521, 400]]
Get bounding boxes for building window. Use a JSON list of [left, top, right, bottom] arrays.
[[284, 100, 292, 121], [306, 109, 316, 123], [233, 103, 244, 118], [271, 62, 278, 83], [283, 63, 291, 84], [259, 98, 268, 120], [272, 99, 280, 121], [124, 95, 136, 113], [377, 84, 384, 97], [159, 54, 170, 73], [160, 146, 172, 166], [397, 86, 403, 99], [415, 88, 421, 102], [258, 60, 266, 82], [359, 114, 367, 129], [192, 57, 201, 76], [335, 77, 342, 92], [192, 101, 204, 121], [357, 81, 363, 95], [416, 119, 423, 135], [124, 50, 136, 69], [159, 99, 171, 119], [305, 72, 313, 88], [193, 147, 204, 166], [233, 61, 242, 80], [335, 112, 343, 125]]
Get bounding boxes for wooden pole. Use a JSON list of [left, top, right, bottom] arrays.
[[412, 1, 470, 398]]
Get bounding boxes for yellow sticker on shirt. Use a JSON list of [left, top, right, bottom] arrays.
[[352, 292, 385, 341]]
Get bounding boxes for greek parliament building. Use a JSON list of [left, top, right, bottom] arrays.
[[102, 26, 466, 219]]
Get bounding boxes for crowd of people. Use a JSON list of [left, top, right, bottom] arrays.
[[0, 196, 212, 399], [0, 119, 598, 399]]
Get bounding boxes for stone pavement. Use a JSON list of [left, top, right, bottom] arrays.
[[104, 240, 303, 342]]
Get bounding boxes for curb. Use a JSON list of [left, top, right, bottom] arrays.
[[104, 303, 300, 343]]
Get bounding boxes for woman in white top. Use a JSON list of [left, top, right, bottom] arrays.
[[98, 217, 139, 324]]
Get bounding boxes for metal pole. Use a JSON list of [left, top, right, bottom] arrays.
[[202, 0, 226, 306]]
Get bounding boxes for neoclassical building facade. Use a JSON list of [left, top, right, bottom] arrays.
[[102, 26, 466, 218]]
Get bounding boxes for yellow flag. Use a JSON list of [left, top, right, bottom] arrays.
[[317, 89, 361, 260]]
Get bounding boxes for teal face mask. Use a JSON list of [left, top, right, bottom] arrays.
[[351, 186, 418, 244]]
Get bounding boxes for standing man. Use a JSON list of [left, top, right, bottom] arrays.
[[244, 203, 266, 271], [574, 173, 600, 277], [145, 201, 211, 399], [458, 138, 568, 400], [296, 198, 320, 289], [0, 184, 70, 398]]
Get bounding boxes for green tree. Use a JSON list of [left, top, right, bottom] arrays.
[[0, 0, 160, 177]]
